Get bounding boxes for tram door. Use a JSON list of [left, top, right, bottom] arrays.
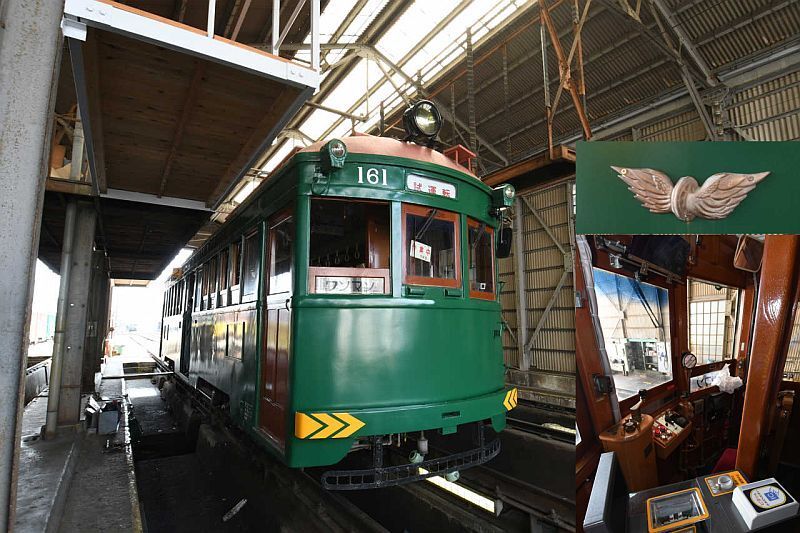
[[259, 210, 294, 447], [179, 273, 194, 375]]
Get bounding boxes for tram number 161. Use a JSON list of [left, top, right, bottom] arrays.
[[357, 167, 388, 186]]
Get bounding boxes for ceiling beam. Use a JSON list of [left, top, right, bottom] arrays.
[[102, 188, 213, 211], [650, 0, 718, 86], [158, 63, 206, 197]]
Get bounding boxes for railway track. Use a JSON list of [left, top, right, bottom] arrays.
[[128, 333, 573, 531], [506, 415, 575, 444]]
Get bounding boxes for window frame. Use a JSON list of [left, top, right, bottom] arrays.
[[467, 217, 496, 300], [307, 197, 391, 296], [687, 277, 742, 365], [241, 228, 261, 303], [267, 210, 294, 296], [194, 266, 203, 311], [401, 203, 461, 289], [590, 264, 676, 407], [206, 257, 218, 309], [229, 238, 242, 299]]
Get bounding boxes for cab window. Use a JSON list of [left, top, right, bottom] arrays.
[[468, 218, 494, 299], [404, 204, 459, 288], [687, 279, 740, 364], [592, 267, 673, 401], [308, 199, 390, 295]]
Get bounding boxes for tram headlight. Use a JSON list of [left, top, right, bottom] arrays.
[[492, 184, 515, 209], [403, 100, 443, 145], [320, 138, 348, 170]]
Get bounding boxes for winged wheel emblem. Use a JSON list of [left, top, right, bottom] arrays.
[[612, 166, 769, 222]]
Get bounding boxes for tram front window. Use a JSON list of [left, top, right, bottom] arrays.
[[592, 267, 673, 401], [404, 205, 459, 287], [308, 199, 390, 295]]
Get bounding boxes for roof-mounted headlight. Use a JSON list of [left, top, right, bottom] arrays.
[[403, 100, 442, 146], [320, 138, 347, 170]]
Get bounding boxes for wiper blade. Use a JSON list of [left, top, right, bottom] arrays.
[[414, 209, 438, 241]]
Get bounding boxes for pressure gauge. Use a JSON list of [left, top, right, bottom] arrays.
[[682, 352, 698, 369]]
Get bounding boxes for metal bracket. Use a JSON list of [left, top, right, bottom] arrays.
[[61, 16, 87, 41]]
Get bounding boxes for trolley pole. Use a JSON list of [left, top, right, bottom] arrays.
[[0, 1, 65, 530]]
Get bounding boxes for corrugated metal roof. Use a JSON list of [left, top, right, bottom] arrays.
[[667, 0, 800, 71], [382, 0, 800, 173]]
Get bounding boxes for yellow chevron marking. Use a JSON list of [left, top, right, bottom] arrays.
[[295, 412, 322, 439], [310, 413, 344, 439], [333, 413, 365, 438], [503, 388, 518, 411]]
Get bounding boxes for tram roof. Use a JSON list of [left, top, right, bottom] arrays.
[[298, 134, 479, 180]]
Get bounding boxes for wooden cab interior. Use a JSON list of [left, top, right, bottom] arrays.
[[576, 234, 800, 527]]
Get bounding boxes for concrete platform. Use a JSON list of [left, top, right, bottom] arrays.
[[14, 337, 153, 532]]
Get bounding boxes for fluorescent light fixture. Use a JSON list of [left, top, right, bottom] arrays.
[[418, 468, 501, 515]]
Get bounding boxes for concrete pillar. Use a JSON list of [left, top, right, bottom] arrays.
[[0, 1, 65, 530], [58, 203, 97, 426]]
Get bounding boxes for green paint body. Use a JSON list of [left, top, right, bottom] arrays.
[[162, 149, 511, 468], [575, 141, 799, 234]]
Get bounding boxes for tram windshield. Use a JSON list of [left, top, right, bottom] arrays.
[[404, 205, 459, 287], [592, 267, 673, 401], [308, 199, 390, 295]]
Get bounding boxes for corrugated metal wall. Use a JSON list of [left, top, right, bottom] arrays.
[[606, 68, 800, 142], [729, 70, 800, 141], [500, 179, 575, 409]]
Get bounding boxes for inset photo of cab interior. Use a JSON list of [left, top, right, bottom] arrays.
[[577, 234, 800, 532]]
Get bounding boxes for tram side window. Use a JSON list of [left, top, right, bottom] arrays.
[[230, 240, 241, 288], [404, 205, 459, 287], [242, 230, 260, 301], [308, 199, 390, 295], [688, 279, 741, 364], [194, 267, 203, 311], [468, 218, 495, 299], [592, 267, 673, 401], [218, 249, 229, 292], [269, 216, 294, 294], [206, 258, 217, 307]]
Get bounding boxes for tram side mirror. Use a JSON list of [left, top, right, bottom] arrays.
[[497, 228, 513, 259], [734, 235, 763, 272]]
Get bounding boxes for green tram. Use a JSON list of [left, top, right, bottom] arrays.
[[159, 102, 518, 488]]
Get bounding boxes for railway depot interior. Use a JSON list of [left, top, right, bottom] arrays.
[[1, 1, 799, 532]]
